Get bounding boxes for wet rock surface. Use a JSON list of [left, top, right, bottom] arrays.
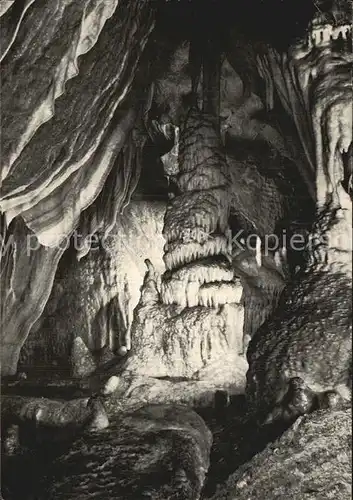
[[208, 407, 352, 500]]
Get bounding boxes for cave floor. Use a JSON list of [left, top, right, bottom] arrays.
[[1, 377, 287, 500]]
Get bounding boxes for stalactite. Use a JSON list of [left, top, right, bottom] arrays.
[[0, 0, 157, 374], [76, 102, 151, 260], [311, 55, 352, 207], [18, 200, 166, 368], [161, 124, 180, 178], [233, 248, 287, 341]]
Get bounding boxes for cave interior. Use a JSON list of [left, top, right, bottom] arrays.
[[0, 0, 352, 499]]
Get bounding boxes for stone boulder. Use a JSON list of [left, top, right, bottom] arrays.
[[43, 405, 212, 500], [209, 408, 352, 500]]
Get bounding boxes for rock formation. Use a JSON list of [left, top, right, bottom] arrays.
[[246, 189, 352, 424], [1, 405, 212, 500], [0, 1, 352, 499], [209, 407, 352, 500]]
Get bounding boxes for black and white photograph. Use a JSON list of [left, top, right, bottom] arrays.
[[0, 0, 352, 498]]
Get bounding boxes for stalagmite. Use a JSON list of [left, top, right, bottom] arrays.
[[161, 125, 180, 177], [139, 259, 160, 306], [70, 336, 97, 379], [0, 0, 158, 375], [103, 376, 120, 395], [255, 235, 262, 267]]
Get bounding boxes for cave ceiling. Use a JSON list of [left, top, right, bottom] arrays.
[[1, 0, 351, 241]]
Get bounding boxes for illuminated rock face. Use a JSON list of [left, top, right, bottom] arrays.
[[0, 0, 155, 243], [257, 10, 352, 209], [245, 3, 353, 424], [308, 22, 351, 49], [18, 54, 303, 378], [3, 1, 351, 387], [0, 0, 157, 376], [19, 201, 166, 367], [152, 51, 313, 350], [125, 260, 245, 380], [0, 218, 64, 376], [121, 110, 247, 382]]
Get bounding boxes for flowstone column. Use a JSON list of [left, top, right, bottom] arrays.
[[124, 109, 246, 384], [161, 109, 241, 310]]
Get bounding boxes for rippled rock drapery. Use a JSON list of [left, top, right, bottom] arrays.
[[0, 0, 157, 375], [242, 2, 353, 423], [209, 408, 352, 500], [154, 51, 313, 346], [0, 218, 63, 376], [0, 0, 155, 235], [40, 405, 212, 500], [119, 107, 247, 384]]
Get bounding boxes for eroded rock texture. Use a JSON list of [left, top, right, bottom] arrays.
[[41, 405, 212, 500], [1, 394, 108, 434], [154, 50, 313, 345], [0, 218, 64, 375], [246, 197, 352, 423], [257, 15, 352, 207], [209, 407, 352, 500], [161, 109, 237, 307], [0, 0, 155, 241], [0, 3, 352, 500]]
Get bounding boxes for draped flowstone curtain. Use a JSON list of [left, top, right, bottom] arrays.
[[257, 46, 352, 204], [0, 0, 156, 375]]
